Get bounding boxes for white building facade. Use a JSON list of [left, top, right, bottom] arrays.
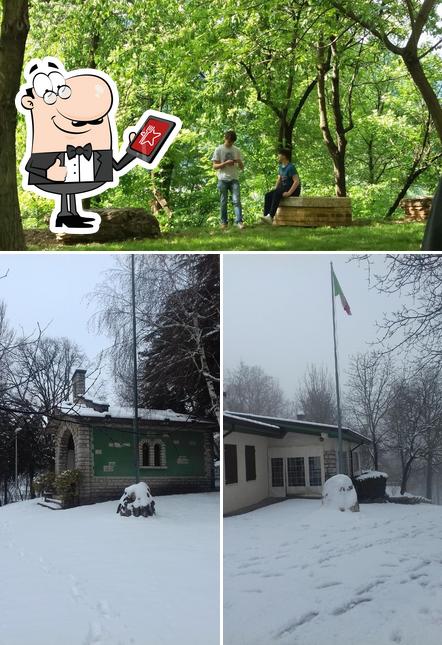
[[224, 412, 370, 515]]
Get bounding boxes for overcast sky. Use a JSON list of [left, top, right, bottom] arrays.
[[223, 253, 407, 399], [0, 253, 117, 397]]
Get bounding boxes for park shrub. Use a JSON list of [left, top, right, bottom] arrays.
[[33, 471, 56, 496], [55, 469, 81, 508]]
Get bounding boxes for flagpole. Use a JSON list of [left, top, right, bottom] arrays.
[[330, 262, 343, 474]]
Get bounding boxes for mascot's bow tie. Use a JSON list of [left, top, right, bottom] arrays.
[[66, 143, 93, 160]]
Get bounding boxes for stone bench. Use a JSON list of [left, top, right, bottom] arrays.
[[275, 196, 352, 227]]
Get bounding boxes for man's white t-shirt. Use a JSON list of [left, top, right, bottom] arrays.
[[211, 144, 243, 181]]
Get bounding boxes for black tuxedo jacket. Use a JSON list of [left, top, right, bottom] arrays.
[[25, 149, 134, 185]]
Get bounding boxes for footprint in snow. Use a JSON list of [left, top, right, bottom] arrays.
[[275, 611, 319, 638], [98, 600, 110, 618], [83, 621, 104, 645], [71, 584, 81, 599], [331, 596, 372, 616], [356, 578, 387, 595], [390, 629, 402, 643], [316, 581, 341, 589], [409, 572, 428, 581]]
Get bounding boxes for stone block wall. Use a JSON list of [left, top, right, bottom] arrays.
[[54, 420, 215, 505], [324, 449, 337, 481]]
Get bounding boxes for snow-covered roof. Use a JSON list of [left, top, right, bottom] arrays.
[[57, 401, 208, 424], [224, 412, 284, 437], [224, 413, 281, 430], [225, 411, 371, 444]]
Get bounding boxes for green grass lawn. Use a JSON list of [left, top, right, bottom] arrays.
[[24, 221, 425, 252]]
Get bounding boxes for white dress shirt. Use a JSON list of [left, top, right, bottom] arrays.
[[65, 150, 95, 183]]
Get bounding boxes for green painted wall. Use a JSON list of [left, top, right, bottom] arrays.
[[92, 427, 206, 477]]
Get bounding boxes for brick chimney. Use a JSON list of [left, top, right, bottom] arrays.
[[72, 369, 86, 401]]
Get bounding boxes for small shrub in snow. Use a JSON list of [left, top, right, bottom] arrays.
[[55, 469, 81, 508], [117, 482, 156, 518], [322, 474, 359, 512], [34, 472, 56, 496]]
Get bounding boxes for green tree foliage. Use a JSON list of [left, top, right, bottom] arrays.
[[7, 0, 442, 233]]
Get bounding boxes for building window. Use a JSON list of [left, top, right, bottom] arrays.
[[142, 443, 150, 467], [271, 458, 284, 488], [154, 443, 161, 467], [287, 457, 305, 486], [224, 444, 238, 484], [245, 445, 256, 481], [139, 439, 167, 468], [308, 456, 322, 486]]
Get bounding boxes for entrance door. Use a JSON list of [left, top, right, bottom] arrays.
[[270, 457, 286, 497], [67, 434, 76, 470]]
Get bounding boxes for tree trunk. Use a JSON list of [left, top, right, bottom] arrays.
[[402, 52, 442, 146], [0, 0, 29, 250], [278, 117, 293, 156], [372, 441, 379, 471], [400, 460, 412, 495], [317, 40, 349, 197], [3, 474, 8, 505], [333, 150, 347, 197], [193, 313, 220, 424], [425, 454, 433, 500]]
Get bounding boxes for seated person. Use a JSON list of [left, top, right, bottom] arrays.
[[262, 148, 301, 224]]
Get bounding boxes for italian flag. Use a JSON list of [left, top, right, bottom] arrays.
[[332, 270, 352, 315]]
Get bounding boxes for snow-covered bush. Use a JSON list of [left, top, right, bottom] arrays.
[[322, 474, 359, 512], [34, 472, 56, 496], [55, 469, 81, 508], [117, 482, 156, 518]]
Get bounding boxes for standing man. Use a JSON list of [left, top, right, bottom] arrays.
[[262, 148, 301, 225], [212, 130, 244, 229]]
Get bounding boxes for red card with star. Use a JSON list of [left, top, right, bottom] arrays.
[[129, 115, 177, 164]]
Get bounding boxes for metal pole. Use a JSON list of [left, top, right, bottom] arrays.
[[131, 255, 140, 484], [330, 262, 343, 474], [15, 430, 18, 487]]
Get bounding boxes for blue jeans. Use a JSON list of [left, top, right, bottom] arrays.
[[217, 179, 243, 224]]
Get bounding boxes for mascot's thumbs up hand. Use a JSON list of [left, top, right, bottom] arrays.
[[47, 158, 67, 182]]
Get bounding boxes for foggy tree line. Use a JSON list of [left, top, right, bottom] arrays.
[[225, 255, 442, 500]]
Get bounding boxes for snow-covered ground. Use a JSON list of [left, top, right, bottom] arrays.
[[0, 493, 219, 645], [224, 499, 442, 645]]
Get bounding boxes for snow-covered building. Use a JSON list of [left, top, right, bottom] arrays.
[[46, 370, 218, 504], [223, 411, 370, 515]]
